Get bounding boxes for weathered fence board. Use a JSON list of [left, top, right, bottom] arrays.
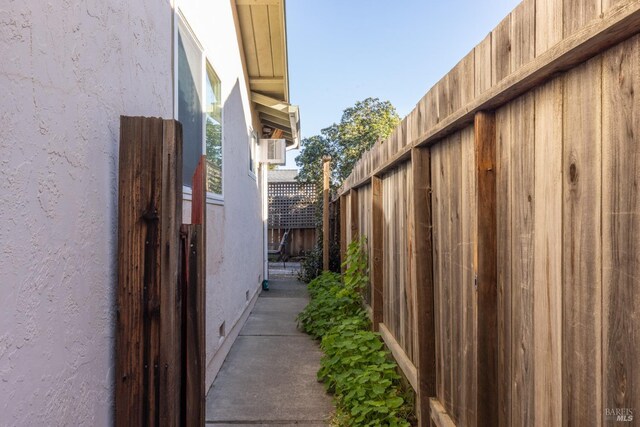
[[532, 2, 564, 425], [425, 129, 480, 425], [345, 192, 352, 245], [535, 0, 563, 55], [473, 113, 497, 427], [350, 188, 359, 244], [116, 117, 183, 426], [532, 78, 563, 426], [448, 133, 462, 422], [474, 34, 492, 98], [442, 140, 453, 414], [564, 0, 601, 37], [180, 223, 204, 427], [340, 194, 347, 269], [603, 0, 625, 10], [459, 127, 476, 427], [357, 184, 373, 305], [382, 163, 415, 363], [509, 92, 535, 427], [602, 33, 640, 420], [371, 176, 384, 330], [183, 156, 206, 427], [562, 56, 603, 427], [495, 103, 512, 427], [431, 142, 444, 405], [411, 147, 436, 427], [492, 14, 511, 86]]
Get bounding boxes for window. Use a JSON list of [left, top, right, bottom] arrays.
[[249, 131, 257, 177], [177, 16, 203, 189], [176, 13, 223, 198], [205, 66, 222, 195]]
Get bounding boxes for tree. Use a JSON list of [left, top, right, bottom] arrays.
[[294, 133, 338, 190], [295, 98, 400, 280], [295, 98, 400, 191]]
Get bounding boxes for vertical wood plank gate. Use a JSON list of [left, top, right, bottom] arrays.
[[116, 116, 206, 426]]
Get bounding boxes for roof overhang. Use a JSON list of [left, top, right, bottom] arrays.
[[251, 92, 299, 147], [234, 0, 300, 149]]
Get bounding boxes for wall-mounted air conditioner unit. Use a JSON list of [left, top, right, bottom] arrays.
[[259, 138, 286, 165]]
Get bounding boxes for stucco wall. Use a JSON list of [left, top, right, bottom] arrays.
[[177, 0, 264, 391], [0, 1, 262, 423], [0, 1, 173, 425]]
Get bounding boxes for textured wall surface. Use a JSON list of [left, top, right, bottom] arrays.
[[178, 0, 264, 391], [0, 0, 264, 422], [0, 0, 173, 425]]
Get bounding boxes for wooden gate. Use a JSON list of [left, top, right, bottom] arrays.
[[115, 116, 206, 426]]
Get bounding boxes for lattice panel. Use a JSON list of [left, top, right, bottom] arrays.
[[268, 182, 317, 228]]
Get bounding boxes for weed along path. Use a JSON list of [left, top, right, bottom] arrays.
[[205, 273, 334, 426]]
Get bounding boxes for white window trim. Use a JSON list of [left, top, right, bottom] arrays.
[[174, 8, 225, 205], [181, 186, 224, 206], [248, 130, 257, 180], [204, 62, 224, 202]]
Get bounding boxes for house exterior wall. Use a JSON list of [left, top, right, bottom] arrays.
[[0, 1, 173, 425], [177, 0, 264, 391], [0, 0, 264, 424]]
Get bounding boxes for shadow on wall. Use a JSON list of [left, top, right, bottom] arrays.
[[201, 79, 266, 390]]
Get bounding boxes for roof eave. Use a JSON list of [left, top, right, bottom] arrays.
[[234, 0, 299, 148]]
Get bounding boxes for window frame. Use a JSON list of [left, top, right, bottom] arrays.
[[174, 9, 224, 205], [204, 62, 224, 202], [248, 130, 257, 180]]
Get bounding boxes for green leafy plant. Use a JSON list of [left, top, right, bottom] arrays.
[[298, 244, 323, 283], [296, 270, 367, 339], [298, 238, 413, 426], [299, 233, 341, 283]]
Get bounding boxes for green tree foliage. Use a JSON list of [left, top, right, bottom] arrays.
[[295, 98, 400, 190], [206, 120, 222, 193], [296, 98, 399, 282]]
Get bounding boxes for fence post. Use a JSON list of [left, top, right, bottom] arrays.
[[474, 111, 498, 425], [323, 157, 331, 271], [371, 175, 384, 331], [116, 116, 183, 426], [410, 147, 436, 426]]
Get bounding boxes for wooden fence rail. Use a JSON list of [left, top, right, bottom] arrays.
[[334, 0, 640, 425]]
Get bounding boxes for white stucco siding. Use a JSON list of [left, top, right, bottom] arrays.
[[177, 0, 264, 389], [0, 0, 173, 425]]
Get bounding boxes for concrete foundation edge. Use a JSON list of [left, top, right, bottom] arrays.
[[205, 286, 262, 392]]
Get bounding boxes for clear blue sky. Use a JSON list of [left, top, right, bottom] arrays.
[[283, 0, 521, 168]]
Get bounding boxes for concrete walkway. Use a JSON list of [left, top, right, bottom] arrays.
[[205, 273, 334, 426]]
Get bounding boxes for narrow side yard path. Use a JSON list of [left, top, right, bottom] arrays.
[[205, 270, 334, 426]]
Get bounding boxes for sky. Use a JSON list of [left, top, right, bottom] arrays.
[[283, 0, 521, 168]]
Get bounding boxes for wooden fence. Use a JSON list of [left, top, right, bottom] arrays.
[[268, 227, 316, 257], [334, 1, 640, 425]]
